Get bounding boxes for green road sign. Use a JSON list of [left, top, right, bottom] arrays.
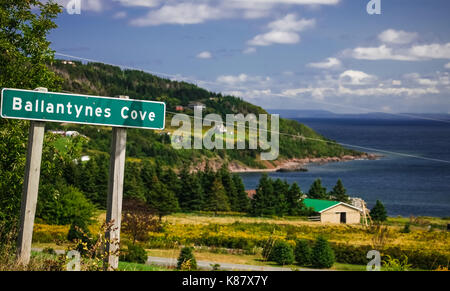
[[1, 88, 166, 130]]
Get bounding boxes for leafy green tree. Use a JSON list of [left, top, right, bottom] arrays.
[[370, 200, 387, 222], [0, 0, 62, 228], [311, 236, 335, 268], [330, 179, 350, 203], [204, 177, 230, 214], [232, 174, 250, 213], [294, 239, 312, 266], [308, 179, 328, 200], [37, 183, 96, 225]]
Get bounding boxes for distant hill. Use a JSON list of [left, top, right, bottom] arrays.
[[48, 60, 360, 169], [270, 109, 450, 121]]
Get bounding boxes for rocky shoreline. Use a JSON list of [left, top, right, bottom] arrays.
[[228, 153, 380, 173]]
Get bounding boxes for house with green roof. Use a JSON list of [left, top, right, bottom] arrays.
[[304, 198, 362, 224]]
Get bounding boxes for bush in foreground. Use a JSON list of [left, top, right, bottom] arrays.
[[120, 244, 147, 264], [177, 247, 197, 270], [311, 236, 335, 268], [269, 240, 294, 265], [294, 239, 312, 266]]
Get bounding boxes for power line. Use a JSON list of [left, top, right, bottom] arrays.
[[165, 110, 450, 165], [53, 53, 450, 164]]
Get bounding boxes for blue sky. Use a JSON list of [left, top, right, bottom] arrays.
[[48, 0, 450, 113]]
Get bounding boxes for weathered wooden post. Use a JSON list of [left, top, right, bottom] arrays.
[[16, 87, 47, 265], [105, 95, 128, 270]]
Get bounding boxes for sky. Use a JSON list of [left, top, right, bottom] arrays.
[[48, 0, 450, 114]]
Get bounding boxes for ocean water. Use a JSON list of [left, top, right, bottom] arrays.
[[239, 118, 450, 217]]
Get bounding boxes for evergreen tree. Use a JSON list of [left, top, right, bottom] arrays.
[[78, 158, 100, 204], [204, 177, 230, 214], [177, 247, 197, 270], [251, 174, 276, 216], [124, 162, 145, 202], [178, 166, 204, 211], [370, 200, 387, 222], [232, 174, 251, 213], [294, 239, 312, 266], [219, 165, 238, 211], [286, 183, 305, 216], [145, 176, 179, 220], [273, 179, 289, 216], [308, 179, 328, 200], [160, 168, 181, 196], [330, 179, 350, 203], [311, 236, 335, 268], [141, 160, 156, 189]]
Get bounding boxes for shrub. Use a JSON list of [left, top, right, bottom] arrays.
[[294, 239, 312, 266], [262, 236, 277, 260], [401, 223, 411, 234], [269, 240, 294, 265], [311, 236, 335, 268], [37, 184, 96, 226], [120, 244, 147, 264], [177, 247, 197, 270]]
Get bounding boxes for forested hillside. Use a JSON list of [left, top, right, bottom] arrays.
[[49, 60, 360, 169]]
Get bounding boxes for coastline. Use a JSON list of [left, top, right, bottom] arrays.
[[228, 153, 380, 173]]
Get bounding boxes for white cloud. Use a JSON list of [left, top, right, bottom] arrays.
[[243, 47, 257, 54], [113, 11, 127, 19], [345, 43, 450, 61], [113, 0, 160, 7], [130, 3, 224, 26], [216, 73, 271, 88], [196, 51, 213, 59], [445, 63, 450, 69], [223, 89, 272, 99], [344, 45, 418, 61], [249, 31, 301, 46], [339, 70, 376, 85], [248, 14, 315, 46], [408, 43, 450, 60], [307, 57, 342, 69], [392, 80, 402, 86], [378, 29, 418, 45], [127, 0, 337, 27]]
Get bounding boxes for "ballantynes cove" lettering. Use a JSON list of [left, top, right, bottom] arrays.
[[1, 89, 166, 130], [11, 97, 156, 121]]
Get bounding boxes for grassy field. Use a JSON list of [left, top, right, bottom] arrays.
[[30, 212, 450, 271]]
